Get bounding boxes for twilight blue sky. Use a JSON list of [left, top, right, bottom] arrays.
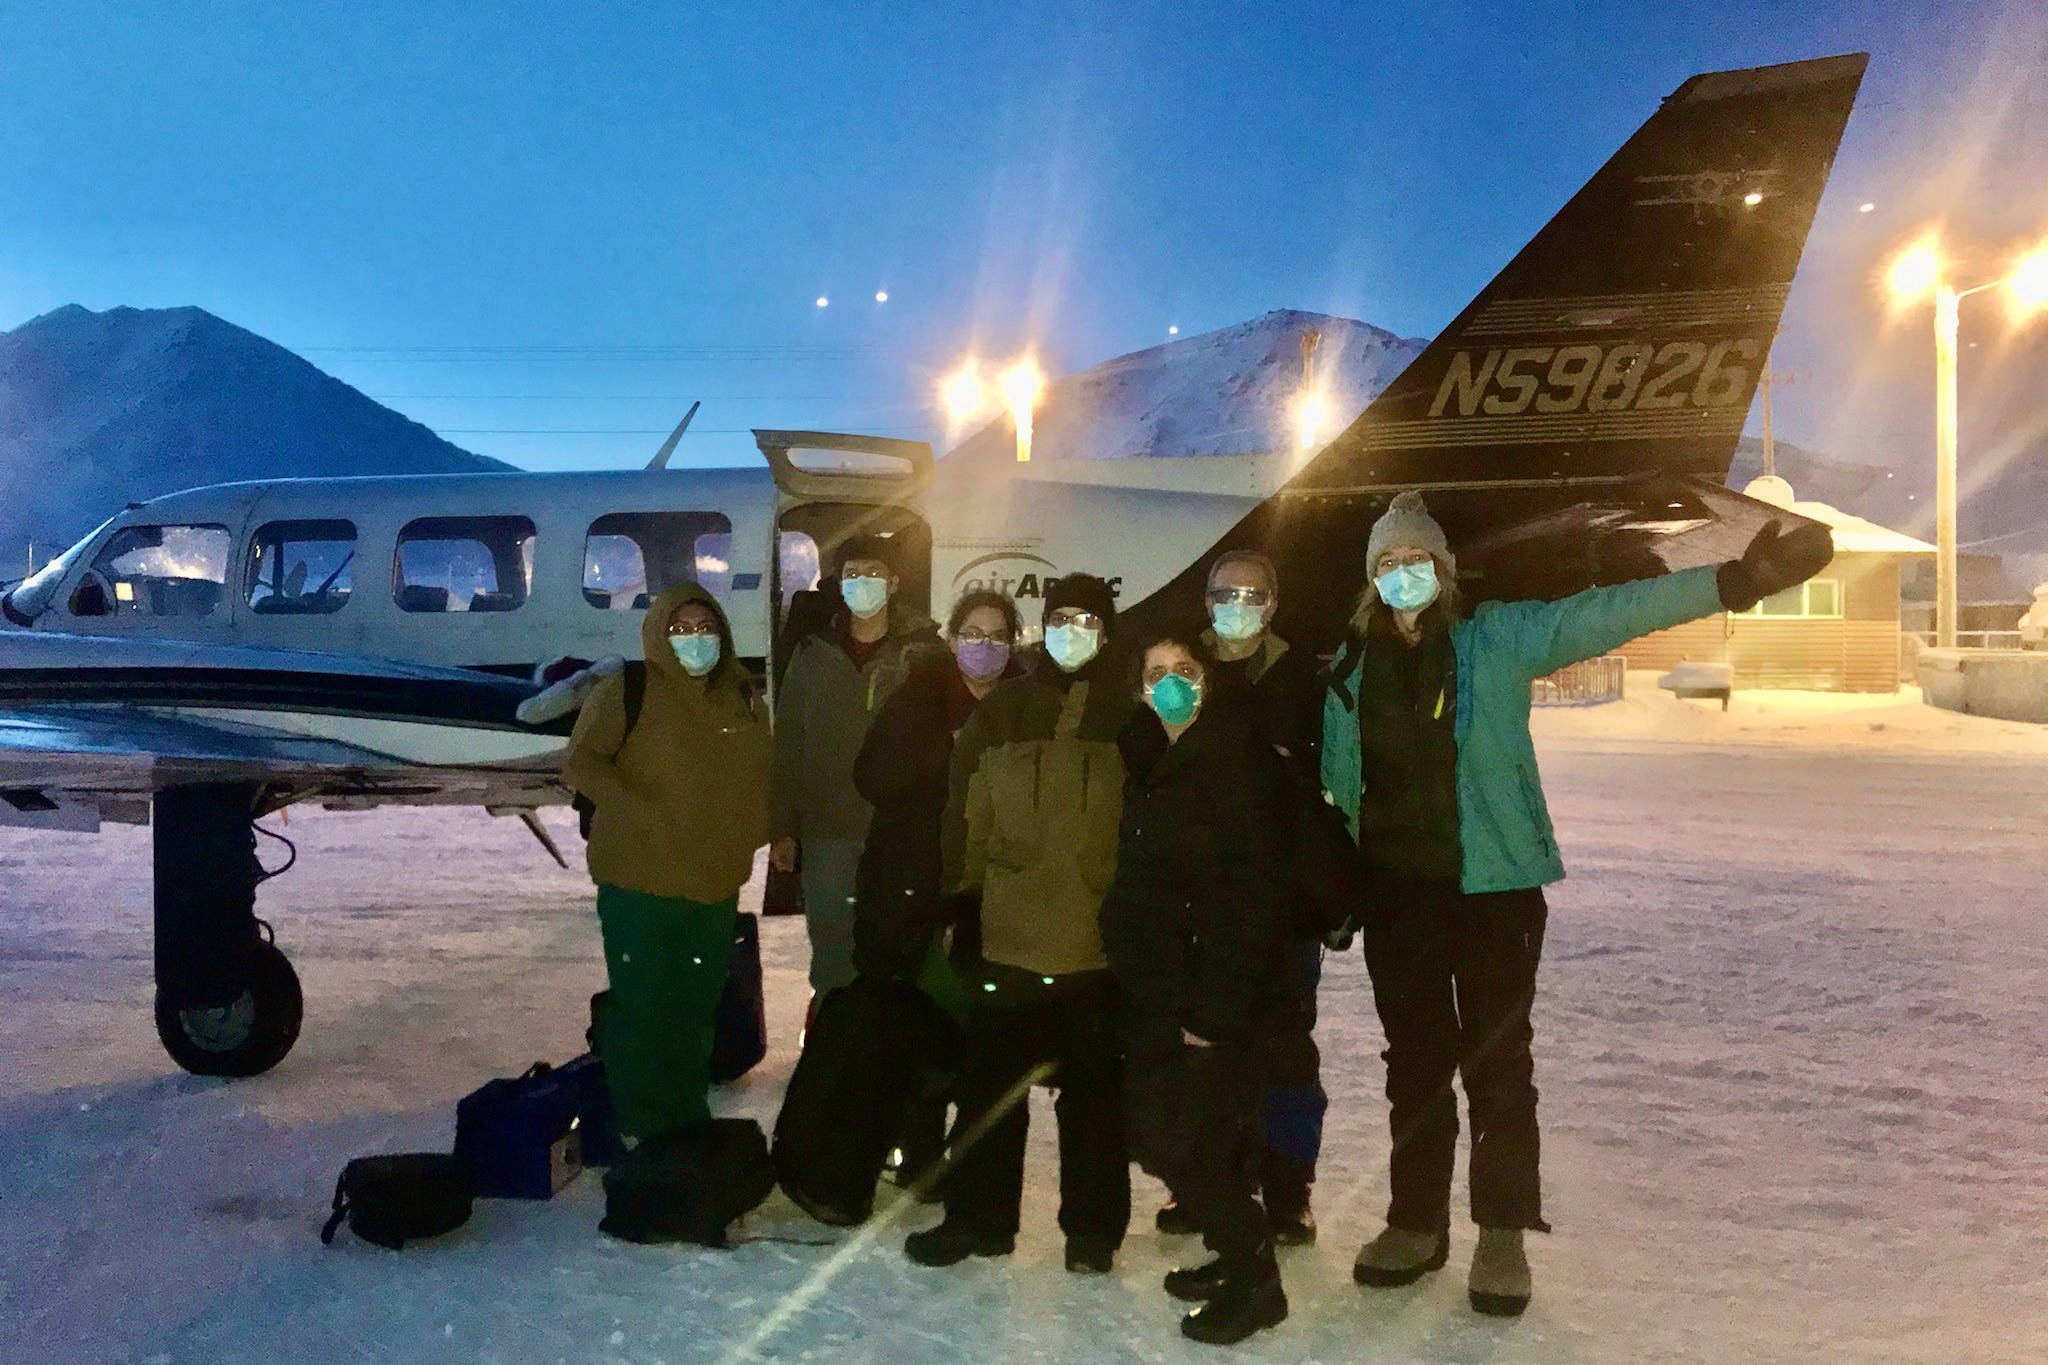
[[2, 1, 2044, 474]]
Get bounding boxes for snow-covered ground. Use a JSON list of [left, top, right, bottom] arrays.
[[4, 688, 2046, 1364]]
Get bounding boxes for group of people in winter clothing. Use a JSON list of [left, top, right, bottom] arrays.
[[559, 496, 1833, 1346]]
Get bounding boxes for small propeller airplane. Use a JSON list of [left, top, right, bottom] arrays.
[[0, 54, 1867, 1079]]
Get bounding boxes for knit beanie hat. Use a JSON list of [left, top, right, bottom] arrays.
[[1366, 492, 1454, 575], [1042, 573, 1118, 628]]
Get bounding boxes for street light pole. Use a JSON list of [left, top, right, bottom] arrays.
[[1934, 282, 1959, 649]]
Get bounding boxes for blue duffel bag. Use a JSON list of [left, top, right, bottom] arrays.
[[554, 1052, 626, 1168], [455, 1061, 587, 1199]]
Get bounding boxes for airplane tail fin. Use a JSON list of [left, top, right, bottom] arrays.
[[1293, 53, 1866, 497], [1128, 56, 1867, 644]]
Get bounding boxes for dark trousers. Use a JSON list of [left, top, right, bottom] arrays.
[[943, 973, 1131, 1246], [1128, 1024, 1270, 1261], [1361, 876, 1549, 1233], [1260, 940, 1327, 1203]]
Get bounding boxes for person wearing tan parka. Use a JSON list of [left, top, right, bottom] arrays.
[[564, 582, 770, 1139]]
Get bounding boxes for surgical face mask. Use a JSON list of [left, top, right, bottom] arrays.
[[1375, 559, 1440, 613], [1043, 622, 1102, 672], [955, 638, 1011, 682], [1210, 601, 1267, 642], [841, 574, 890, 620], [1148, 673, 1201, 727], [669, 633, 721, 676]]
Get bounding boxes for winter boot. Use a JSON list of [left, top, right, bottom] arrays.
[[1155, 1198, 1199, 1235], [1163, 1255, 1229, 1303], [904, 1220, 1013, 1267], [1064, 1235, 1116, 1275], [1467, 1226, 1531, 1317], [1180, 1251, 1288, 1346], [1259, 1151, 1317, 1247], [1353, 1224, 1450, 1287]]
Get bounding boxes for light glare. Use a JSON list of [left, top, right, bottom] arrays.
[[941, 360, 986, 427], [1000, 358, 1045, 462], [815, 296, 830, 308], [1887, 240, 1941, 303], [875, 290, 889, 303], [1293, 389, 1334, 453], [2008, 245, 2048, 315]]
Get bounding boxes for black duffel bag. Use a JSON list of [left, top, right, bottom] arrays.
[[599, 1118, 775, 1248], [319, 1153, 473, 1250]]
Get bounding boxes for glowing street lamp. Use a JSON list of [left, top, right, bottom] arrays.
[[1292, 389, 1333, 453], [999, 358, 1045, 462], [940, 359, 988, 430], [1885, 234, 2048, 648]]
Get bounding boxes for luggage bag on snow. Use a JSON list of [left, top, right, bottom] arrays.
[[712, 910, 768, 1083], [320, 1153, 473, 1250], [772, 977, 951, 1226], [599, 1118, 776, 1247], [456, 1060, 590, 1198]]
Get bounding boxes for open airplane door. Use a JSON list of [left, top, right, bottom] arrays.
[[753, 430, 936, 694]]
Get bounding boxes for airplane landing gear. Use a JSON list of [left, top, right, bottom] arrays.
[[152, 783, 304, 1077]]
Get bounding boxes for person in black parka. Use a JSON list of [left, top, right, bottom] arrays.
[[851, 589, 1023, 986], [851, 590, 1025, 1182], [1101, 629, 1302, 1347]]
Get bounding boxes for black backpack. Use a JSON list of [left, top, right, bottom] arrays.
[[320, 1153, 473, 1250], [599, 1118, 776, 1248], [572, 661, 647, 839]]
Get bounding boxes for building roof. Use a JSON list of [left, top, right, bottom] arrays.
[[1742, 476, 1935, 556]]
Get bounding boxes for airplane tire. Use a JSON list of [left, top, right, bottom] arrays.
[[154, 940, 304, 1078]]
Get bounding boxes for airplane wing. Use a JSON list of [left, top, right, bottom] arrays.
[[0, 632, 572, 832], [1141, 53, 1869, 651]]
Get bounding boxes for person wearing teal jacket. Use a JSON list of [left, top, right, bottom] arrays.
[[1325, 492, 1830, 1320]]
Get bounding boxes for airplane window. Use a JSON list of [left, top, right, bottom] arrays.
[[394, 516, 536, 613], [74, 523, 232, 618], [582, 512, 734, 610], [246, 520, 355, 615]]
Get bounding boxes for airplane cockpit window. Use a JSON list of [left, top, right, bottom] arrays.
[[0, 516, 113, 623], [582, 512, 734, 610], [394, 516, 536, 613], [246, 520, 355, 615], [69, 523, 232, 618]]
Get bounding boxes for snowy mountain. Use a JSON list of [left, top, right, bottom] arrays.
[[945, 308, 1425, 463], [0, 305, 511, 578]]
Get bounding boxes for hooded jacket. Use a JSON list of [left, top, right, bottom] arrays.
[[944, 646, 1134, 978], [563, 583, 771, 902], [770, 600, 942, 845]]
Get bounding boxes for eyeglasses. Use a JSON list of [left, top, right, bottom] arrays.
[[1374, 550, 1434, 575], [1205, 585, 1272, 607], [1046, 608, 1102, 630], [955, 627, 1012, 645], [1142, 661, 1204, 687], [666, 620, 720, 637]]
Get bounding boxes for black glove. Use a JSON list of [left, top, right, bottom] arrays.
[[1717, 519, 1834, 612]]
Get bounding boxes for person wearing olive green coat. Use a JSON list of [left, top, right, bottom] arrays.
[[1328, 492, 1832, 1319], [564, 581, 771, 1140]]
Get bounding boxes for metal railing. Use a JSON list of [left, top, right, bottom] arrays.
[[1532, 655, 1627, 706], [1909, 630, 2025, 651]]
